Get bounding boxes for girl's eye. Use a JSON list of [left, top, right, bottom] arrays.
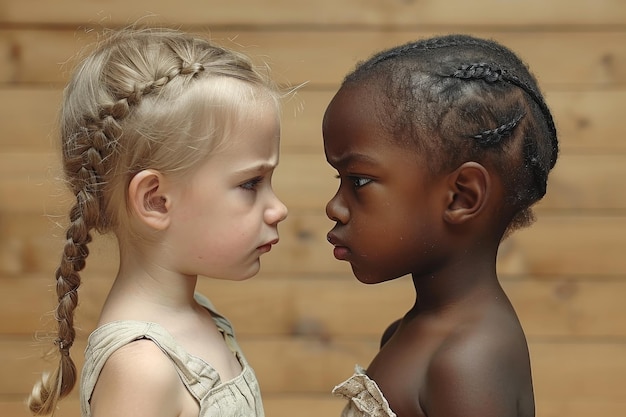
[[350, 176, 372, 188], [240, 177, 262, 191], [334, 174, 372, 189]]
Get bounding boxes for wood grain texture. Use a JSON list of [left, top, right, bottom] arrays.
[[2, 0, 626, 26], [1, 29, 626, 88], [1, 2, 625, 417]]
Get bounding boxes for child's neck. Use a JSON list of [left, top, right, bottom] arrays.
[[408, 255, 501, 315], [97, 247, 199, 325]]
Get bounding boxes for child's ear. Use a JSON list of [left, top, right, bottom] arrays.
[[128, 170, 171, 231], [443, 162, 490, 225]]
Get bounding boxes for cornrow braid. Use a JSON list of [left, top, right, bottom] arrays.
[[361, 34, 514, 74], [29, 27, 277, 415], [498, 71, 558, 170], [472, 113, 525, 147], [450, 63, 558, 169], [451, 62, 503, 82], [449, 62, 557, 200]]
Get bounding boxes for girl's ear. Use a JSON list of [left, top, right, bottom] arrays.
[[127, 170, 171, 231], [443, 162, 490, 225]]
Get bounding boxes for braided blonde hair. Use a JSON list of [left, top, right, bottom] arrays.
[[28, 27, 279, 415]]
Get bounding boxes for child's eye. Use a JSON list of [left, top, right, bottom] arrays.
[[350, 176, 372, 188], [240, 177, 263, 191], [334, 174, 372, 189]]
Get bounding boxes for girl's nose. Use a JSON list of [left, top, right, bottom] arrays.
[[325, 191, 348, 224], [267, 192, 288, 225]]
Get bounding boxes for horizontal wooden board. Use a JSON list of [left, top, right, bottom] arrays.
[[2, 0, 626, 26], [3, 336, 626, 401], [1, 212, 625, 277], [531, 342, 626, 402], [4, 273, 626, 339], [539, 154, 626, 210], [3, 88, 626, 153], [0, 88, 60, 151], [545, 90, 626, 152], [539, 401, 626, 417], [1, 29, 625, 88]]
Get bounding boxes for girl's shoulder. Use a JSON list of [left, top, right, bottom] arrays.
[[88, 338, 190, 416]]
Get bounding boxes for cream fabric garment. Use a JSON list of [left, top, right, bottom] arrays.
[[333, 365, 396, 417], [80, 294, 264, 417]]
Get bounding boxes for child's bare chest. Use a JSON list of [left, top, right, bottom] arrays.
[[365, 325, 443, 417]]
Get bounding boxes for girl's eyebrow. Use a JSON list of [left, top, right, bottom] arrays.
[[327, 152, 378, 168], [233, 162, 278, 176]]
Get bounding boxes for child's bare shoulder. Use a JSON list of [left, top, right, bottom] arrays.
[[422, 317, 530, 416], [90, 339, 186, 416], [438, 301, 529, 369]]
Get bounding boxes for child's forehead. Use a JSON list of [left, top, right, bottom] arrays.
[[324, 82, 383, 125]]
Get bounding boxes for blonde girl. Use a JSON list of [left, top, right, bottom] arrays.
[[28, 27, 288, 417]]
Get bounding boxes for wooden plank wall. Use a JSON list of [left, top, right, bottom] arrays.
[[1, 1, 625, 416]]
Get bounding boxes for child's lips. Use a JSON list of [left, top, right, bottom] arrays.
[[327, 233, 350, 260], [332, 245, 350, 260], [257, 243, 272, 253], [257, 238, 278, 253]]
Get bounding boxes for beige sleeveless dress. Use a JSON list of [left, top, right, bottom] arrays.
[[332, 365, 396, 417], [80, 295, 264, 417]]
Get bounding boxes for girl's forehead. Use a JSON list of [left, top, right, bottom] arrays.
[[324, 84, 381, 131]]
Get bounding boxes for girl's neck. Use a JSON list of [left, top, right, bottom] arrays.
[[114, 268, 198, 307], [98, 245, 199, 325], [408, 254, 501, 315]]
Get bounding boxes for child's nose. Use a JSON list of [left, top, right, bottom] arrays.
[[267, 193, 288, 225], [325, 192, 348, 224]]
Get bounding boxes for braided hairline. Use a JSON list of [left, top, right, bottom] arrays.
[[62, 48, 242, 290], [451, 63, 527, 148], [450, 62, 558, 169], [82, 40, 251, 213], [86, 58, 208, 169], [472, 113, 525, 147], [449, 62, 553, 200], [357, 35, 558, 170], [364, 36, 509, 70]]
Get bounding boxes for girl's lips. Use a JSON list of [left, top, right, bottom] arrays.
[[326, 233, 341, 246], [327, 233, 350, 260], [257, 238, 279, 253], [257, 243, 272, 253], [332, 245, 350, 260]]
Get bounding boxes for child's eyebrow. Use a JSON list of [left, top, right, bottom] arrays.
[[327, 152, 378, 167], [234, 162, 278, 176]]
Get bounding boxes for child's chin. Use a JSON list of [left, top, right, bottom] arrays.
[[353, 268, 396, 285], [216, 264, 261, 282], [353, 270, 381, 285]]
